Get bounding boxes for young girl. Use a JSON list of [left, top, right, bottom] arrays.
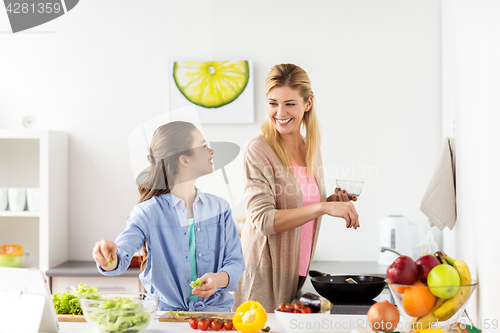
[[93, 121, 245, 312]]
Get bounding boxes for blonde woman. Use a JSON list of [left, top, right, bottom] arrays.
[[93, 121, 245, 312], [233, 64, 360, 312]]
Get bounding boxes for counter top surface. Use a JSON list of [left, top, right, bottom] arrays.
[[47, 313, 383, 333], [45, 260, 387, 278], [45, 261, 141, 277], [45, 260, 391, 315]]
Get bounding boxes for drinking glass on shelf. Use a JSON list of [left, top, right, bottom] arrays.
[[0, 188, 7, 211], [8, 188, 26, 212], [27, 188, 40, 212]]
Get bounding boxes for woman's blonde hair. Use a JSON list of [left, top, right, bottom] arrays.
[[261, 64, 321, 178], [136, 121, 198, 271]]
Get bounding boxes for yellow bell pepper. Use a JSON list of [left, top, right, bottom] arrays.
[[233, 301, 267, 333]]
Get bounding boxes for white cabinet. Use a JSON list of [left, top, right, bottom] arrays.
[[0, 130, 68, 271]]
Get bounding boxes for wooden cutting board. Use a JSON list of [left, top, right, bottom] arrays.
[[159, 312, 234, 322], [57, 314, 86, 322]]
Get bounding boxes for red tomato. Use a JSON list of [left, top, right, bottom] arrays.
[[189, 318, 198, 329], [211, 320, 223, 331], [302, 307, 313, 313], [224, 320, 233, 330], [294, 301, 304, 310], [198, 320, 209, 331]]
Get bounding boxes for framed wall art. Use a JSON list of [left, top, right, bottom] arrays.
[[169, 60, 254, 124]]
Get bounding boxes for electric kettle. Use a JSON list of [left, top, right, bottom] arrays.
[[378, 215, 425, 265]]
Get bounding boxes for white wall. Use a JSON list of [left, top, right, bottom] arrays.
[[442, 0, 500, 328], [0, 0, 442, 263]]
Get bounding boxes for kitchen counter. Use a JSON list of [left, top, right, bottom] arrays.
[[45, 260, 391, 315], [46, 312, 380, 333], [45, 261, 140, 277], [45, 260, 386, 279]]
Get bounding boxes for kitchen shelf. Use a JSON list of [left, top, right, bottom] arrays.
[[0, 211, 40, 217], [0, 129, 68, 271]]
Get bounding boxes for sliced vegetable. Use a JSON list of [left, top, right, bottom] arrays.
[[190, 278, 203, 288], [299, 293, 332, 313], [233, 301, 267, 333]]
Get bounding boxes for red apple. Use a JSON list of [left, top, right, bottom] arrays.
[[416, 254, 441, 283], [386, 255, 418, 285]]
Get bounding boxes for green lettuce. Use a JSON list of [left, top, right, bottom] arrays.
[[52, 283, 99, 315], [87, 296, 151, 333]]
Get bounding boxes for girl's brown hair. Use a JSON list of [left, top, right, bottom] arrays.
[[261, 64, 321, 178], [136, 121, 198, 271]]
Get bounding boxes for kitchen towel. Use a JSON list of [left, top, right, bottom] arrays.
[[420, 137, 456, 230]]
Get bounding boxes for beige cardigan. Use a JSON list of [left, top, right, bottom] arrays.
[[232, 135, 326, 312]]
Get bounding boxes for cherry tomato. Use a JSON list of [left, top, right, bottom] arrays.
[[211, 320, 223, 331], [294, 301, 304, 310], [189, 318, 198, 329], [198, 320, 210, 331], [302, 307, 313, 313], [224, 320, 233, 330]]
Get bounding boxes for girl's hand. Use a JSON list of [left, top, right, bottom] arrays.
[[192, 271, 229, 298], [192, 273, 217, 298], [327, 188, 357, 202], [93, 239, 118, 271], [322, 201, 360, 229]]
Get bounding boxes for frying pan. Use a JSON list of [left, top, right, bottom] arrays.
[[309, 270, 386, 303]]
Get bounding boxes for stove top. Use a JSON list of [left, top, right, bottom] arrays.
[[295, 287, 396, 315]]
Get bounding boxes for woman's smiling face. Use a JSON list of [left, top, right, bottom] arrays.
[[267, 86, 312, 137]]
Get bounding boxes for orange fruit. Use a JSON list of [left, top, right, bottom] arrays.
[[387, 279, 407, 294], [402, 281, 436, 317]]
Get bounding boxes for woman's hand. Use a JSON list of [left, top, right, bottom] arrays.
[[93, 239, 118, 271], [327, 188, 357, 202], [321, 201, 360, 229], [192, 272, 229, 298]]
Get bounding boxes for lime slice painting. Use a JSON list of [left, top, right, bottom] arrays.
[[170, 60, 254, 124]]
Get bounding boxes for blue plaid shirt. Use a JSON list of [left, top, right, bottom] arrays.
[[98, 188, 245, 312]]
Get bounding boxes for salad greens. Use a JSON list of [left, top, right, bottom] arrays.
[[52, 283, 99, 315], [87, 296, 151, 333], [190, 278, 203, 288]]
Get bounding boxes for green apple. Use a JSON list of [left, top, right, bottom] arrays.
[[427, 264, 460, 299]]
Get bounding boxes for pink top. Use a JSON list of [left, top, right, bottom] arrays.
[[291, 163, 321, 276]]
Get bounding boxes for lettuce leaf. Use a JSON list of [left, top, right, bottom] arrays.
[[87, 296, 151, 333], [52, 283, 99, 315]]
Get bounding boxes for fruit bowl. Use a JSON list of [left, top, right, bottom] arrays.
[[80, 293, 158, 333], [274, 310, 331, 333], [387, 280, 478, 330]]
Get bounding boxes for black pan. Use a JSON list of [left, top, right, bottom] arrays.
[[309, 271, 386, 303]]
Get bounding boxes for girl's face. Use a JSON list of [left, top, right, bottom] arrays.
[[267, 86, 312, 137], [185, 129, 214, 178]]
